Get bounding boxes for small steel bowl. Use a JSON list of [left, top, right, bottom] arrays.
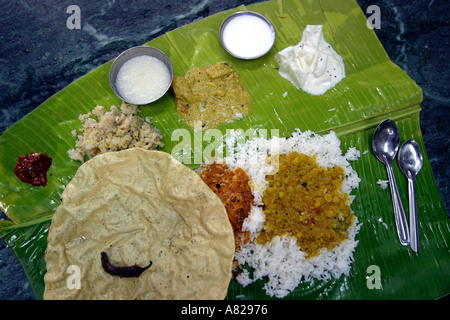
[[109, 46, 174, 105], [219, 11, 276, 60]]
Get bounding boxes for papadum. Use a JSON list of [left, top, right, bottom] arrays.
[[44, 149, 235, 300]]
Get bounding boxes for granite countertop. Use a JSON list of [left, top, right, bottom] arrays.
[[0, 0, 448, 300]]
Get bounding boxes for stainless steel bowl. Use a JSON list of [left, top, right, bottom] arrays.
[[109, 46, 174, 105], [219, 11, 276, 60]]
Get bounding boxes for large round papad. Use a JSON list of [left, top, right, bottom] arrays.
[[43, 149, 235, 299]]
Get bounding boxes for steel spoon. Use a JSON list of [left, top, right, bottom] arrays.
[[398, 139, 423, 253], [372, 119, 409, 246]]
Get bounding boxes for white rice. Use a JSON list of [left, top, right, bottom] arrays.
[[221, 129, 362, 298], [377, 179, 389, 189]]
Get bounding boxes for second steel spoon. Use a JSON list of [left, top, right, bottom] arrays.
[[398, 139, 423, 253]]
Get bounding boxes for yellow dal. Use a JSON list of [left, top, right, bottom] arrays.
[[172, 62, 251, 130], [257, 152, 354, 258]]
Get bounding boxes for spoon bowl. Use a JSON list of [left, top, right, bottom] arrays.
[[398, 140, 423, 178], [398, 139, 423, 253], [372, 119, 400, 165], [372, 119, 409, 246]]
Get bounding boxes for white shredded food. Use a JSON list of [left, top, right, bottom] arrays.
[[67, 103, 163, 162], [222, 129, 361, 298], [376, 179, 389, 189]]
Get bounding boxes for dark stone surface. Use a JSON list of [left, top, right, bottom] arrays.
[[0, 0, 448, 300]]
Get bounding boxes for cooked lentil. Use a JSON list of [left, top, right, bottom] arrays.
[[257, 151, 354, 258]]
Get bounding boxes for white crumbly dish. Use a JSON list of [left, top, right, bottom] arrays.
[[222, 129, 361, 298], [67, 103, 163, 162]]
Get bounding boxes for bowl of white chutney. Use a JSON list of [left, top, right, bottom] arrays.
[[220, 11, 276, 60], [109, 46, 174, 105]]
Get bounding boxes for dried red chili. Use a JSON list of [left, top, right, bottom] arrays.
[[101, 252, 152, 278]]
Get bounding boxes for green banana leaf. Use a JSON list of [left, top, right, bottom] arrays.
[[1, 0, 448, 300]]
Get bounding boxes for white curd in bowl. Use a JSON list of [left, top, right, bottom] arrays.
[[221, 12, 275, 59], [116, 55, 171, 105]]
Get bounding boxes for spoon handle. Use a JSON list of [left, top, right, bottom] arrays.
[[386, 163, 410, 246], [408, 177, 419, 252]]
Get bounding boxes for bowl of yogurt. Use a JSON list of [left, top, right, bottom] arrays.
[[220, 11, 276, 60], [109, 46, 173, 105]]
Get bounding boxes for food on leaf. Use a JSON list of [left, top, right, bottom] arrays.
[[172, 62, 251, 130], [44, 149, 235, 300]]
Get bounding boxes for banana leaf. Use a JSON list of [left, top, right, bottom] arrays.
[[0, 0, 448, 300]]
